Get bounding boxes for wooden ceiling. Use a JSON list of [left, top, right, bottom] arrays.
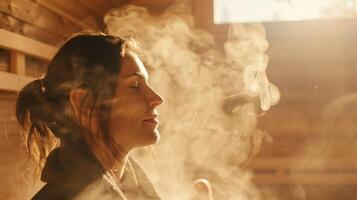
[[34, 0, 175, 28], [0, 0, 176, 45]]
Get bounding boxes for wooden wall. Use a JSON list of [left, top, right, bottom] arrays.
[[0, 90, 36, 200], [0, 0, 78, 45], [0, 2, 66, 199], [1, 0, 357, 199], [0, 0, 173, 46], [0, 0, 172, 199], [194, 0, 357, 199], [254, 20, 357, 200], [0, 41, 52, 200]]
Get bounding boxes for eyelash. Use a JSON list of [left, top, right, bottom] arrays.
[[130, 80, 140, 90]]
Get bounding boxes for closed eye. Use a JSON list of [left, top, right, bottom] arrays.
[[130, 80, 140, 90]]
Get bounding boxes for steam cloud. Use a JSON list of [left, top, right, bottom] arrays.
[[104, 1, 280, 199]]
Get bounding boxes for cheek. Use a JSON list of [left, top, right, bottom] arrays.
[[109, 95, 147, 134]]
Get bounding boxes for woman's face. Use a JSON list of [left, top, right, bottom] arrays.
[[109, 52, 163, 151]]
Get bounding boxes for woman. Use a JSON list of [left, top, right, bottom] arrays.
[[16, 33, 164, 200]]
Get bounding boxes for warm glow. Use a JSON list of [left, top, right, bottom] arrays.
[[214, 0, 357, 24]]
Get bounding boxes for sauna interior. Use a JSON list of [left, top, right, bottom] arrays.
[[0, 0, 356, 199]]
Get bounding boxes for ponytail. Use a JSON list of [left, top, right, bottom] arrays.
[[16, 78, 58, 169]]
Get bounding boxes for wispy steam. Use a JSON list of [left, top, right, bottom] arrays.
[[294, 93, 357, 171], [104, 1, 280, 199]]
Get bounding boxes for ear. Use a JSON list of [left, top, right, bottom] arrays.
[[69, 89, 99, 133], [69, 89, 89, 120]]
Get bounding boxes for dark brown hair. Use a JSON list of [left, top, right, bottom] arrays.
[[16, 33, 127, 171]]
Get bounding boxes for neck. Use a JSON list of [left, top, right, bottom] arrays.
[[110, 151, 130, 182], [92, 142, 132, 182]]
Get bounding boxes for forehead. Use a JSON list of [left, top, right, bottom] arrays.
[[119, 51, 148, 79]]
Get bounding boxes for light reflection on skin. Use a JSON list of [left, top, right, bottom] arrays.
[[99, 51, 165, 182], [70, 51, 163, 182], [109, 51, 164, 153]]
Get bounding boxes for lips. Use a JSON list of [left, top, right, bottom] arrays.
[[143, 116, 159, 126]]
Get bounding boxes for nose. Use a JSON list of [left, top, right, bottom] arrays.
[[148, 88, 164, 107]]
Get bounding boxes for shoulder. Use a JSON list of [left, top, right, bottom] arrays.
[[32, 175, 107, 200], [31, 182, 86, 200], [33, 179, 126, 200], [127, 157, 162, 200], [128, 157, 152, 184]]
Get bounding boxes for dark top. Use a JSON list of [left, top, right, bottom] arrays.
[[32, 137, 105, 200]]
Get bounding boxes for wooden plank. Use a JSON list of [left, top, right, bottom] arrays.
[[36, 0, 91, 29], [68, 0, 107, 28], [253, 173, 357, 186], [257, 96, 357, 138], [0, 29, 57, 60], [0, 0, 77, 38], [254, 138, 357, 158], [25, 55, 47, 78], [22, 22, 63, 45], [61, 0, 101, 19], [249, 158, 357, 171], [128, 0, 174, 11], [0, 12, 63, 45], [107, 0, 128, 7], [265, 18, 357, 42], [0, 48, 10, 72], [0, 12, 23, 34], [45, 0, 93, 20], [10, 51, 25, 75], [0, 71, 33, 91], [193, 0, 228, 40]]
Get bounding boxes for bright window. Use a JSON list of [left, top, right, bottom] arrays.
[[214, 0, 357, 24]]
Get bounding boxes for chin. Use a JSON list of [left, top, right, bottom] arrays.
[[145, 129, 160, 145]]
